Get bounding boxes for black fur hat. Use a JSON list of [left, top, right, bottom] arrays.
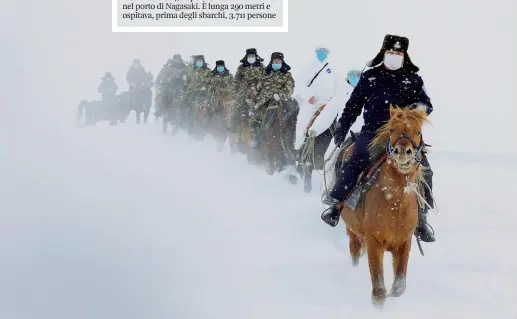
[[212, 60, 229, 75], [271, 52, 284, 60], [239, 48, 264, 66], [366, 34, 419, 72], [265, 52, 291, 75]]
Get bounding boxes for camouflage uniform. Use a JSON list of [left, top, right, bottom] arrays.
[[250, 67, 294, 129], [181, 56, 212, 123], [207, 61, 235, 110], [155, 58, 188, 116]]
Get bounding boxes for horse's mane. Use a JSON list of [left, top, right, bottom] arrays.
[[369, 105, 430, 150], [369, 105, 432, 209]]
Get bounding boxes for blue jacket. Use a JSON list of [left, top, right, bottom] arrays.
[[338, 65, 433, 134]]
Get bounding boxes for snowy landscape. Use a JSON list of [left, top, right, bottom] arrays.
[[1, 0, 516, 318]]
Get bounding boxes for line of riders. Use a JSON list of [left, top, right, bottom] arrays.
[[77, 34, 437, 245]]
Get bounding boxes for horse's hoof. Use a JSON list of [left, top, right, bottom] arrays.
[[287, 173, 298, 185], [352, 257, 359, 267], [372, 294, 386, 309], [389, 277, 406, 297], [303, 182, 312, 193]]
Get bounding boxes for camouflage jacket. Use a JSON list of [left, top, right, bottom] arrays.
[[207, 71, 235, 108], [156, 63, 188, 92], [255, 70, 295, 108], [182, 67, 211, 103], [234, 65, 265, 106]]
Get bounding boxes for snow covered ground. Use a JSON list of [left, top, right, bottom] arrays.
[[2, 0, 516, 317], [1, 119, 516, 319]]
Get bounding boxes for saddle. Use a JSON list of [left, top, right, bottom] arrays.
[[334, 132, 388, 210]]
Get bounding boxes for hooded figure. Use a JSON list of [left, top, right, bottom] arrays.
[[321, 34, 436, 244]]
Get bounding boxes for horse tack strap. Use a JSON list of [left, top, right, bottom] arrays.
[[366, 154, 388, 179], [305, 104, 328, 131]]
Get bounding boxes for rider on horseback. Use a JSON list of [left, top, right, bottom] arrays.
[[207, 60, 234, 110], [155, 56, 187, 117], [97, 72, 118, 125], [228, 48, 265, 133], [249, 52, 295, 148], [181, 55, 212, 133], [126, 59, 148, 91], [321, 34, 436, 243]]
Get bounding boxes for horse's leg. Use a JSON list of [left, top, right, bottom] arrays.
[[347, 228, 363, 266], [162, 117, 168, 135], [390, 239, 411, 297], [366, 237, 387, 308], [136, 110, 141, 124], [303, 160, 313, 193], [143, 109, 149, 124]]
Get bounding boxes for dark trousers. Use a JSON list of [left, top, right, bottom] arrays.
[[330, 133, 374, 201]]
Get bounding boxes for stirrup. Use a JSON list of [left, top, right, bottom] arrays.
[[321, 206, 340, 227]]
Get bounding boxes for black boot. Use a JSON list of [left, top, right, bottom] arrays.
[[415, 207, 435, 242], [321, 197, 341, 227]]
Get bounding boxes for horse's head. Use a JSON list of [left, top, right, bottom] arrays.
[[372, 104, 429, 174]]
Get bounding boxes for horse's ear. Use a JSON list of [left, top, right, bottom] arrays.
[[389, 104, 399, 117]]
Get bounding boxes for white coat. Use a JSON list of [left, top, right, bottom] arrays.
[[294, 58, 338, 150]]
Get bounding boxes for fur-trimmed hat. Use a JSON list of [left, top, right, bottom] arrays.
[[366, 34, 419, 72], [239, 48, 264, 66], [271, 52, 284, 60]]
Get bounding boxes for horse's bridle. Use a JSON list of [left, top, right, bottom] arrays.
[[386, 131, 424, 164]]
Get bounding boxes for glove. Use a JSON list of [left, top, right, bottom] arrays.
[[333, 121, 347, 146], [307, 129, 317, 137], [409, 102, 428, 113], [273, 93, 280, 101]]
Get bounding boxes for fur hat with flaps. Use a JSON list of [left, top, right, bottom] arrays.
[[265, 51, 291, 75], [192, 54, 208, 68], [240, 48, 264, 67], [212, 60, 230, 75], [366, 34, 419, 72]]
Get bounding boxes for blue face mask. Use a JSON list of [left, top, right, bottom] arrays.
[[195, 61, 203, 68], [348, 75, 360, 87], [247, 57, 256, 64], [316, 52, 328, 62], [217, 66, 225, 73], [271, 63, 282, 71]]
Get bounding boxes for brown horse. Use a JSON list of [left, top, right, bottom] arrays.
[[196, 92, 234, 151], [228, 112, 252, 158], [337, 105, 429, 308]]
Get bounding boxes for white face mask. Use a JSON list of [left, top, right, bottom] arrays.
[[247, 57, 256, 64], [383, 53, 404, 70]]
